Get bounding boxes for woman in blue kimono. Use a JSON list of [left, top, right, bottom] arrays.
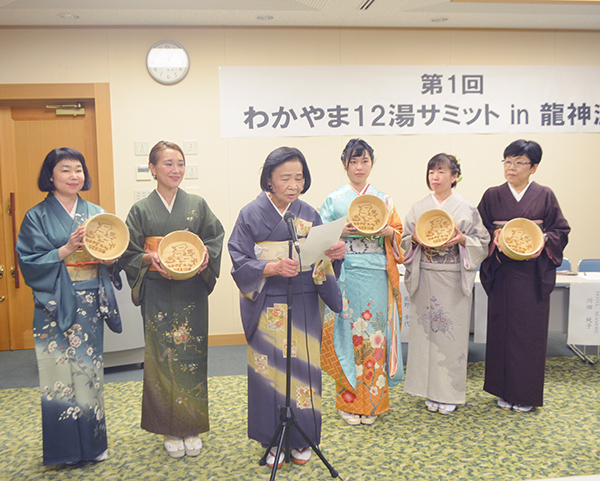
[[228, 147, 345, 469], [16, 147, 122, 466]]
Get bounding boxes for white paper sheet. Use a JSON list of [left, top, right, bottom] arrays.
[[567, 276, 600, 345], [299, 216, 346, 266], [577, 272, 600, 280]]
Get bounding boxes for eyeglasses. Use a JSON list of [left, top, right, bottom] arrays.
[[502, 159, 531, 168]]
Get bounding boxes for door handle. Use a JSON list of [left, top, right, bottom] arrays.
[[0, 265, 3, 278], [9, 193, 20, 288]]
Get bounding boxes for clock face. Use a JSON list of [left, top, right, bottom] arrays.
[[146, 41, 190, 85]]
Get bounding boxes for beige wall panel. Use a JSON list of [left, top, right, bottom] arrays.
[[106, 28, 237, 335], [224, 28, 342, 65], [554, 31, 600, 65], [0, 29, 109, 83], [548, 133, 599, 266], [1, 26, 598, 339], [449, 30, 555, 64], [340, 29, 452, 65]]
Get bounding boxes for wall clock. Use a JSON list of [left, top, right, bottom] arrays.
[[146, 40, 190, 85]]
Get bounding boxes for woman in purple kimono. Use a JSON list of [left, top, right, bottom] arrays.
[[16, 148, 122, 466], [228, 147, 345, 468], [478, 140, 570, 412]]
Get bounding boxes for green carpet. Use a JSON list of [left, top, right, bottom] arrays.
[[1, 357, 599, 480]]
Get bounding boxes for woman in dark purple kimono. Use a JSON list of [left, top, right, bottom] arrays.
[[478, 140, 570, 412], [228, 147, 345, 468]]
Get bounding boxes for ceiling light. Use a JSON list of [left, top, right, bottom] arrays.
[[59, 13, 80, 20], [257, 15, 273, 21]]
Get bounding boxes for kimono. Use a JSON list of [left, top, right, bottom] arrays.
[[401, 193, 489, 405], [478, 181, 569, 406], [319, 184, 404, 416], [16, 193, 122, 466], [120, 189, 224, 436], [228, 192, 343, 449]]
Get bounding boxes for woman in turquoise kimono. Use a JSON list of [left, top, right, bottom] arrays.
[[319, 138, 405, 426], [120, 141, 224, 458], [16, 147, 122, 466], [228, 146, 345, 469]]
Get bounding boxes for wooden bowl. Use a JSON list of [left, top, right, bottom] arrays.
[[158, 230, 206, 280], [347, 195, 389, 235], [499, 218, 544, 260], [415, 209, 456, 248], [83, 213, 130, 260]]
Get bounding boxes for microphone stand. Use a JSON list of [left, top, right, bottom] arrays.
[[259, 238, 340, 480]]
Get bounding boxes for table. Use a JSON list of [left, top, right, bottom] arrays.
[[472, 272, 600, 346]]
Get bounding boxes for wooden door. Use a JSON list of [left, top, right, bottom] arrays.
[[0, 84, 114, 351]]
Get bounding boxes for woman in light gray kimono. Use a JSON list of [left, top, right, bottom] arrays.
[[402, 154, 489, 414], [16, 147, 122, 466]]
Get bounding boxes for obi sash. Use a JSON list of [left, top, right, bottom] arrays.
[[64, 249, 98, 281], [255, 239, 333, 285], [492, 219, 544, 232], [144, 236, 163, 271], [255, 239, 312, 272]]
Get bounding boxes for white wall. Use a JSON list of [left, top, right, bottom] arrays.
[[1, 26, 599, 338]]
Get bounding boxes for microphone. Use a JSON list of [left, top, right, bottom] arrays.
[[284, 211, 301, 254]]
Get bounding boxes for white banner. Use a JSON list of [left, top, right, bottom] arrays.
[[219, 65, 600, 138], [567, 276, 600, 346]]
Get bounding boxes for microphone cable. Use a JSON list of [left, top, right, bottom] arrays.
[[296, 236, 320, 457], [299, 254, 345, 481], [284, 212, 319, 452], [295, 219, 345, 480]]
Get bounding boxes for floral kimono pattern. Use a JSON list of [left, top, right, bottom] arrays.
[[401, 193, 489, 405], [120, 189, 224, 437], [16, 193, 122, 465], [319, 184, 404, 416]]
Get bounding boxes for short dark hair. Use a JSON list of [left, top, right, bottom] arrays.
[[259, 147, 311, 194], [340, 138, 375, 168], [38, 147, 92, 192], [426, 153, 461, 190], [149, 140, 186, 166], [503, 139, 542, 166]]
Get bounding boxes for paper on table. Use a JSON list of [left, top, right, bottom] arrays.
[[299, 216, 346, 266], [578, 272, 600, 280]]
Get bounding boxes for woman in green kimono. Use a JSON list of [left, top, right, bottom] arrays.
[[120, 141, 225, 458], [16, 147, 122, 466]]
